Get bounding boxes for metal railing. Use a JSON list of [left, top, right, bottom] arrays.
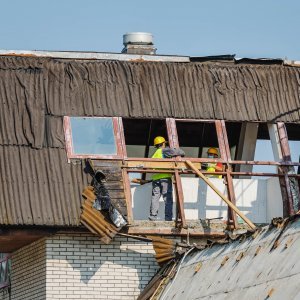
[[121, 158, 300, 229]]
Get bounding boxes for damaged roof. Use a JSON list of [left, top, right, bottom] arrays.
[[152, 216, 300, 299], [0, 52, 300, 227]]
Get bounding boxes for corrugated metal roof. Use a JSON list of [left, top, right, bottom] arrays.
[[0, 55, 300, 150], [0, 146, 88, 226], [158, 217, 300, 299], [1, 54, 300, 226]]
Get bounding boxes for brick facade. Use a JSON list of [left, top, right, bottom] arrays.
[[2, 233, 160, 300], [8, 238, 46, 300]]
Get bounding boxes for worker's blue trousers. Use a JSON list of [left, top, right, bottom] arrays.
[[150, 178, 173, 221]]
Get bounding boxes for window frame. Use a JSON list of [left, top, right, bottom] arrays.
[[63, 116, 125, 160], [166, 118, 227, 162]]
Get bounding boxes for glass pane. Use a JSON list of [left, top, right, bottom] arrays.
[[70, 117, 117, 155]]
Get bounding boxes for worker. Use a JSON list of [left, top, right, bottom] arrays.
[[148, 136, 185, 221], [206, 147, 223, 178]]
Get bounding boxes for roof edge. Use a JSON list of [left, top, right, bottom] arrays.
[[0, 49, 190, 63]]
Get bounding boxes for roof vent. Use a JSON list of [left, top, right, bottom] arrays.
[[122, 32, 156, 55]]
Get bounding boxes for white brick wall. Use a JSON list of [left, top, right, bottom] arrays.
[[5, 233, 163, 299], [0, 288, 9, 300], [10, 238, 46, 300], [45, 234, 159, 300]]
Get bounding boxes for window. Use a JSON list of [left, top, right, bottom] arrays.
[[64, 117, 123, 159]]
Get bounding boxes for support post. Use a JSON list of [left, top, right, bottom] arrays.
[[174, 170, 187, 228], [122, 168, 133, 224], [215, 120, 238, 228], [268, 123, 298, 216]]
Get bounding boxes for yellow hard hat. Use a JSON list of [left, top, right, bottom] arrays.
[[154, 136, 166, 146], [207, 147, 218, 156]]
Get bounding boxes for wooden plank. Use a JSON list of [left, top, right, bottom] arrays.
[[174, 170, 186, 228], [166, 118, 179, 148], [122, 168, 133, 224], [220, 120, 237, 228], [215, 120, 228, 160], [277, 122, 299, 214], [186, 160, 256, 230], [125, 160, 201, 169], [126, 227, 226, 237]]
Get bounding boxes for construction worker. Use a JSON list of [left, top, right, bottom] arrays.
[[149, 136, 173, 221], [206, 147, 223, 178]]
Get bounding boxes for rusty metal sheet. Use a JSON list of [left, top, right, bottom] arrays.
[[148, 236, 176, 265], [81, 186, 119, 244]]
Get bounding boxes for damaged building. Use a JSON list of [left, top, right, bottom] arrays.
[[0, 33, 300, 299]]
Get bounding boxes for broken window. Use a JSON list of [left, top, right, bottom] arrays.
[[64, 117, 123, 159], [175, 121, 220, 158]]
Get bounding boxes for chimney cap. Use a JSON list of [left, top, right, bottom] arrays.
[[123, 32, 154, 46]]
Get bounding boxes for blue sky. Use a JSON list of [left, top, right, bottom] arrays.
[[1, 0, 300, 60]]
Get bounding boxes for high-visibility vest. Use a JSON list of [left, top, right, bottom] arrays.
[[206, 163, 222, 179], [151, 148, 172, 181]]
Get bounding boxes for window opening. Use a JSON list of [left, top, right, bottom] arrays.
[[285, 123, 300, 167], [253, 123, 276, 175], [123, 118, 168, 181], [64, 117, 122, 159], [123, 118, 168, 158], [176, 121, 220, 158], [225, 122, 242, 161]]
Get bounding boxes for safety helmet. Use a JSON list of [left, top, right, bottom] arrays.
[[207, 147, 218, 156], [154, 136, 166, 146]]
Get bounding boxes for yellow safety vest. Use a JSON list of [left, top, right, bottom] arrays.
[[207, 163, 222, 179], [151, 149, 172, 181]]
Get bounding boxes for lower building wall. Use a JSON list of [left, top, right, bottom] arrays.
[[45, 233, 159, 300], [4, 233, 159, 300], [0, 289, 9, 300]]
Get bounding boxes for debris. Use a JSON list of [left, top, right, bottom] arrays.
[[220, 256, 229, 266], [194, 262, 202, 273]]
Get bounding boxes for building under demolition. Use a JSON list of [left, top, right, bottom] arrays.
[[0, 33, 300, 299]]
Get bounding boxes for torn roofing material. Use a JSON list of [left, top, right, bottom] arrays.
[[0, 55, 300, 149], [154, 216, 300, 300], [0, 53, 300, 227]]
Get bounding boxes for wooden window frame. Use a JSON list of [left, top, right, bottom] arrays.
[[63, 116, 125, 160]]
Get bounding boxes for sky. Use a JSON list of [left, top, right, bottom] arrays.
[[0, 0, 300, 60], [1, 0, 299, 168]]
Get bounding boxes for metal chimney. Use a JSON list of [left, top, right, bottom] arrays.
[[122, 32, 156, 55]]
